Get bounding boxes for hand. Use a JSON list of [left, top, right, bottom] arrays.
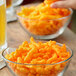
[[51, 0, 76, 9]]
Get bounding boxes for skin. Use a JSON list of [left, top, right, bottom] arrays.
[[51, 0, 76, 9]]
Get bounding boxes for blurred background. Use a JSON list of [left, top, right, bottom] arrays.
[[21, 0, 76, 34]]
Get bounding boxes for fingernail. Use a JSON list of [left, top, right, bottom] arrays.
[[51, 3, 57, 8]]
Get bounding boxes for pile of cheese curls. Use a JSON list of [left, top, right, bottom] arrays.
[[17, 0, 71, 35], [5, 37, 70, 76]]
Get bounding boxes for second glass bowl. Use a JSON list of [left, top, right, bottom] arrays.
[[17, 8, 73, 39]]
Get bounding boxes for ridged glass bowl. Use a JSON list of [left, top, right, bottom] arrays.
[[2, 43, 73, 76], [17, 8, 73, 39]]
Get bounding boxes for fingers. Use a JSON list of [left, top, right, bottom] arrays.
[[51, 1, 69, 8]]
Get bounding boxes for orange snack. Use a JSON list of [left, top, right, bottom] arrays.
[[17, 0, 71, 35], [5, 37, 70, 76]]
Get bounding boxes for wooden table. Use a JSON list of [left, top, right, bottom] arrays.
[[0, 21, 76, 76], [0, 20, 76, 76]]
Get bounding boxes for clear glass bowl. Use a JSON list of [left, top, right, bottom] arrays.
[[17, 8, 73, 39], [2, 43, 73, 76]]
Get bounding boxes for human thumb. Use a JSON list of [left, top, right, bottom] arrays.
[[51, 1, 69, 8]]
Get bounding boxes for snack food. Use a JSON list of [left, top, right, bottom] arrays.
[[17, 0, 71, 35], [5, 37, 70, 76]]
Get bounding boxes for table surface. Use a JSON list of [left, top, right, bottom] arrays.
[[0, 21, 76, 76], [0, 4, 76, 76]]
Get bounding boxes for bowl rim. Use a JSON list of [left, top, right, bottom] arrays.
[[1, 42, 73, 65], [17, 8, 73, 21]]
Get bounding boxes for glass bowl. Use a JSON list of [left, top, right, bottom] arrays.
[[17, 8, 73, 39], [2, 42, 73, 76]]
